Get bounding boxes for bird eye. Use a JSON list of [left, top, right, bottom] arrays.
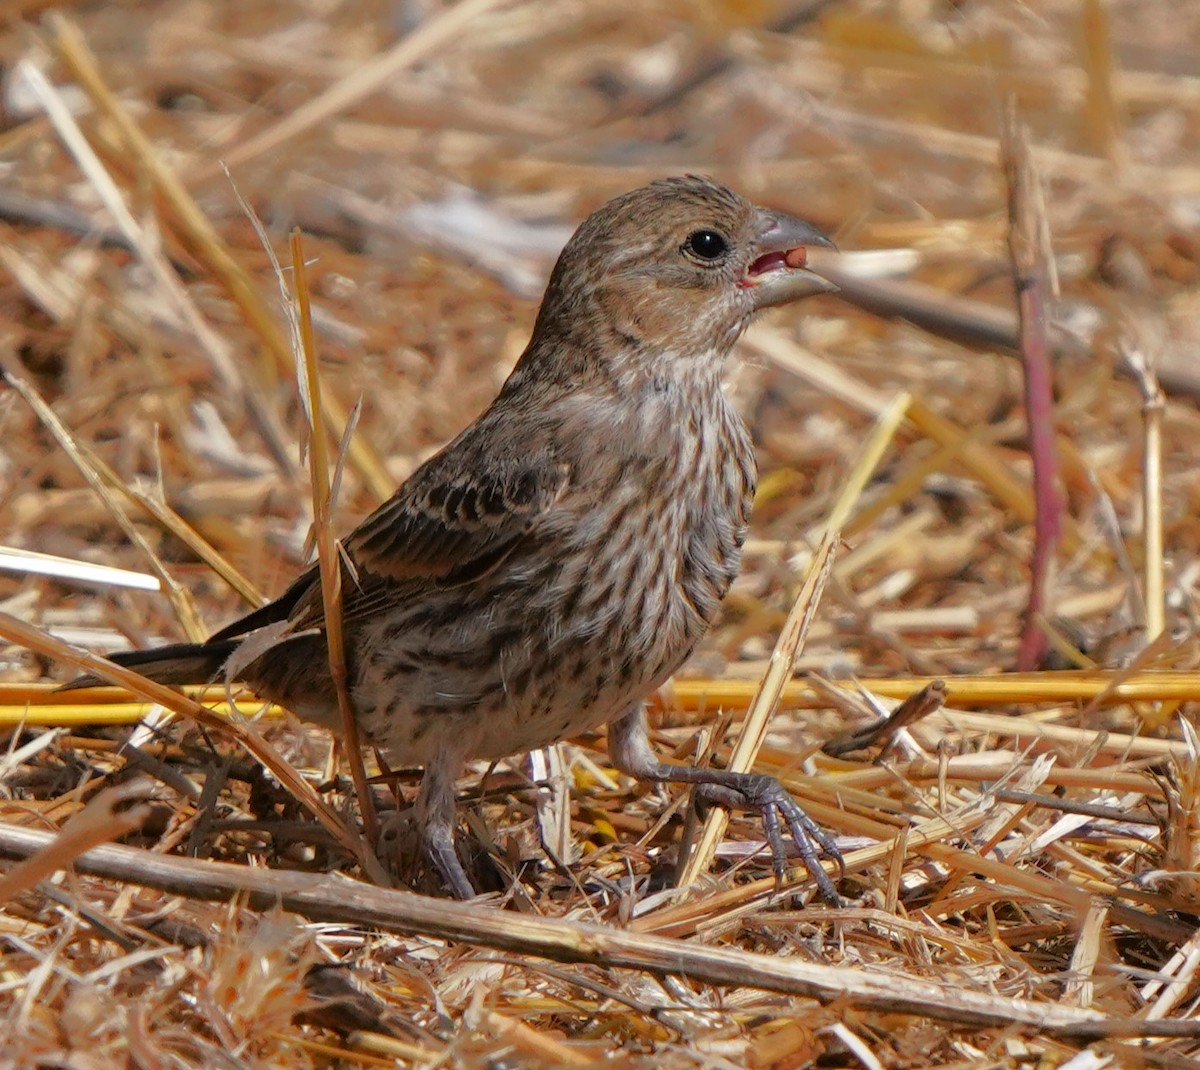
[[684, 229, 729, 261]]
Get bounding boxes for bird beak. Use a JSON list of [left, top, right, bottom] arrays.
[[741, 210, 839, 308]]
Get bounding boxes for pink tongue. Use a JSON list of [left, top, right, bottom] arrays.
[[784, 246, 808, 269], [749, 247, 808, 275]]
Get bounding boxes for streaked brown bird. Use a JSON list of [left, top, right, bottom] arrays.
[[84, 176, 841, 900]]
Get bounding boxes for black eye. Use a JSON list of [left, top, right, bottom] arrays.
[[684, 229, 728, 261]]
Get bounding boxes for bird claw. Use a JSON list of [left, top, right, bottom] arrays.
[[380, 809, 477, 899], [426, 827, 477, 901], [695, 772, 843, 905]]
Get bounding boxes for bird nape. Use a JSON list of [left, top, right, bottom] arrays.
[[70, 175, 842, 903]]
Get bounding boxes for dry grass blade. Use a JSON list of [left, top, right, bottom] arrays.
[[4, 4, 1200, 1062], [751, 330, 1086, 555], [466, 1001, 598, 1068], [0, 547, 159, 591], [1063, 899, 1107, 1009], [0, 698, 282, 727], [0, 780, 152, 903], [671, 670, 1200, 711], [2, 367, 262, 607], [8, 669, 1198, 747], [2, 821, 1191, 1039], [78, 450, 266, 608], [14, 59, 244, 395], [1124, 345, 1166, 640], [1080, 0, 1127, 168], [34, 27, 299, 478], [1143, 926, 1200, 1022], [1, 362, 206, 641], [0, 611, 366, 866], [208, 0, 516, 179], [814, 100, 1200, 196], [47, 13, 392, 500], [288, 227, 382, 868], [677, 528, 839, 888], [678, 392, 909, 887]]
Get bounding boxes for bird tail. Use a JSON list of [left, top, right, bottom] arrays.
[[60, 639, 240, 690]]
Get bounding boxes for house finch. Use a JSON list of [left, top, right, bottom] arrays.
[[82, 176, 841, 901]]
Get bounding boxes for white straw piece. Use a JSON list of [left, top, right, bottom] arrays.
[[0, 547, 161, 591]]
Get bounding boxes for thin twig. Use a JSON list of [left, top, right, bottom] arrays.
[[0, 820, 1192, 1039], [823, 680, 947, 757], [1002, 98, 1063, 670], [0, 780, 153, 903]]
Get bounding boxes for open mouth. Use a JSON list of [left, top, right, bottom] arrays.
[[746, 246, 809, 279], [740, 213, 836, 302]]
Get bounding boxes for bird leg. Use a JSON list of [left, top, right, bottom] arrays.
[[607, 705, 842, 904], [413, 746, 475, 899]]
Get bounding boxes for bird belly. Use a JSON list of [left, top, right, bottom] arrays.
[[344, 578, 676, 765], [266, 399, 753, 768], [345, 485, 746, 765]]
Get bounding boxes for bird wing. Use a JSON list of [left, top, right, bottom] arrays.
[[207, 569, 314, 643], [207, 453, 570, 642], [347, 454, 570, 584]]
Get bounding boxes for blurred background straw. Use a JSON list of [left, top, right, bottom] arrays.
[[2, 1, 1200, 1065]]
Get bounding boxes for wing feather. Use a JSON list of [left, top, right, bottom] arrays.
[[204, 451, 570, 642], [347, 455, 569, 583]]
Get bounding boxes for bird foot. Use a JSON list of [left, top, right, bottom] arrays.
[[424, 823, 476, 900], [378, 809, 477, 899], [692, 771, 843, 905]]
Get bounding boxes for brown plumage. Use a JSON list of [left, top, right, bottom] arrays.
[[87, 176, 842, 900]]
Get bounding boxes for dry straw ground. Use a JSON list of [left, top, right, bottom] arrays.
[[1, 0, 1200, 1066]]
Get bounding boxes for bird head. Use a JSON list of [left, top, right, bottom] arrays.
[[532, 175, 836, 364]]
